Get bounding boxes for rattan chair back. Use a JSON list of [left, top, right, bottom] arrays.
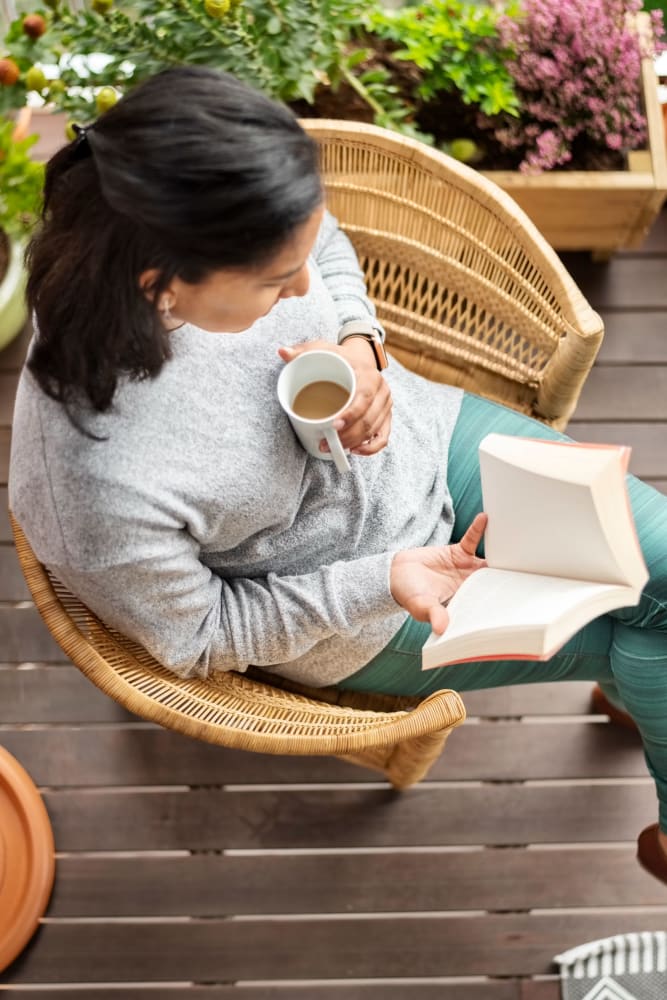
[[309, 120, 603, 430]]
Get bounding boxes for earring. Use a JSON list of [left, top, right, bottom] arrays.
[[159, 299, 174, 324]]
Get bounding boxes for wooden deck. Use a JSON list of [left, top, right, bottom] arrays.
[[1, 200, 667, 997]]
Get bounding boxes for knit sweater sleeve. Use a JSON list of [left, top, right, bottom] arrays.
[[313, 210, 385, 337], [46, 529, 400, 679]]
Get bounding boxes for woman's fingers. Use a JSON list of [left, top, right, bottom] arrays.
[[459, 512, 488, 556], [340, 380, 392, 451], [428, 600, 450, 635]]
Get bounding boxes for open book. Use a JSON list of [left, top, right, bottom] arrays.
[[422, 433, 648, 670]]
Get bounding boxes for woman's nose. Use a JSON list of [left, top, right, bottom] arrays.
[[280, 263, 310, 300]]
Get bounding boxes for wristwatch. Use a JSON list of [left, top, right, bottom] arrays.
[[337, 319, 389, 372]]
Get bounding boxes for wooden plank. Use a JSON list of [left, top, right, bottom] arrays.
[[0, 321, 30, 371], [464, 682, 594, 717], [0, 487, 11, 540], [574, 366, 667, 419], [0, 982, 553, 1000], [619, 201, 667, 252], [0, 371, 18, 426], [596, 310, 667, 362], [1, 426, 10, 484], [0, 665, 130, 722], [4, 913, 667, 983], [41, 783, 657, 851], [563, 254, 667, 309], [0, 543, 31, 600], [0, 721, 647, 787], [0, 606, 65, 661], [47, 846, 666, 917], [0, 668, 595, 723], [565, 421, 667, 479]]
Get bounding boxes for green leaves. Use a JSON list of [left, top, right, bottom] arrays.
[[0, 0, 518, 147], [369, 0, 520, 118], [0, 120, 44, 239]]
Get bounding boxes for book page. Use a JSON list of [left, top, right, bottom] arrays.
[[480, 436, 643, 587], [422, 567, 635, 668]]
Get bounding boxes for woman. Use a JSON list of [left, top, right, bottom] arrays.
[[9, 66, 667, 884]]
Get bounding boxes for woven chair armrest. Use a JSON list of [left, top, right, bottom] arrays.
[[10, 512, 465, 757]]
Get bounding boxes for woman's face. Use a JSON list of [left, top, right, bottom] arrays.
[[160, 205, 324, 333]]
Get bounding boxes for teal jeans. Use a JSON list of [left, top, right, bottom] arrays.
[[341, 392, 667, 829]]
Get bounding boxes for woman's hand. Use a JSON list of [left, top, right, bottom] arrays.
[[390, 513, 488, 634], [278, 338, 392, 456]]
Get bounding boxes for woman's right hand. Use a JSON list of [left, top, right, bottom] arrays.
[[390, 513, 488, 634]]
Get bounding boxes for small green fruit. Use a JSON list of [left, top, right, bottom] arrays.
[[95, 86, 118, 113], [65, 120, 78, 142], [204, 0, 231, 17], [91, 0, 114, 13], [25, 66, 47, 92], [448, 138, 482, 165]]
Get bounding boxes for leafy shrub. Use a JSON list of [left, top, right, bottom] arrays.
[[0, 0, 413, 128], [0, 115, 44, 239], [368, 0, 520, 118]]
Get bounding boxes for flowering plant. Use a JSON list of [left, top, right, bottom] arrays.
[[486, 0, 666, 173], [0, 0, 664, 174]]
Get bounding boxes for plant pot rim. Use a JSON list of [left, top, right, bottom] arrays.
[[0, 234, 28, 354], [0, 744, 55, 973]]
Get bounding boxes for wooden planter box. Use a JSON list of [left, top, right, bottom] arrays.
[[482, 33, 667, 257]]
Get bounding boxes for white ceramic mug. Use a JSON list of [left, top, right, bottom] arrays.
[[277, 350, 356, 474]]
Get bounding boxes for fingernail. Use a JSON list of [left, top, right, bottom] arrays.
[[333, 419, 345, 430]]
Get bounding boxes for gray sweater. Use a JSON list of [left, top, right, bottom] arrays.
[[9, 212, 463, 686]]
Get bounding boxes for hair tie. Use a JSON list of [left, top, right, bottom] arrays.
[[71, 122, 89, 143], [70, 123, 93, 161]]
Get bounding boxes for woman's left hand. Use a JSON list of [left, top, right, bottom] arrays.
[[278, 338, 393, 456]]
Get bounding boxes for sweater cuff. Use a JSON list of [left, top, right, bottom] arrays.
[[330, 550, 401, 635]]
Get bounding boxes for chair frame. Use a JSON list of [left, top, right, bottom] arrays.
[[10, 120, 604, 788]]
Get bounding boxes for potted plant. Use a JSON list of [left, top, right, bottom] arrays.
[[1, 0, 665, 255], [480, 0, 667, 256], [0, 107, 44, 351], [365, 0, 667, 256]]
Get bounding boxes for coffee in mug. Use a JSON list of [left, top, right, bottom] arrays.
[[277, 350, 356, 474], [291, 380, 351, 420]]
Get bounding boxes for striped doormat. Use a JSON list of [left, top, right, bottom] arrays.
[[555, 933, 667, 999]]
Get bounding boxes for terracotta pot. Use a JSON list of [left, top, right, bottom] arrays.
[[0, 745, 55, 973]]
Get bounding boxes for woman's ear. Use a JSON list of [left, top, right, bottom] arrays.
[[138, 269, 172, 307], [138, 269, 179, 326]]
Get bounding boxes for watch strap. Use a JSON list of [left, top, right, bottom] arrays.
[[337, 319, 389, 371]]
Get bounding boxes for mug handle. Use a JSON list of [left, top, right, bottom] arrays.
[[323, 426, 351, 474]]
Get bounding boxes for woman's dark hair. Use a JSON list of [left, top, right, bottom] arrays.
[[27, 66, 323, 413]]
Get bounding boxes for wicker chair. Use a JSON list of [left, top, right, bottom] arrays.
[[10, 120, 603, 789]]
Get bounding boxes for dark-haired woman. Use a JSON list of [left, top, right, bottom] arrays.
[[9, 67, 667, 885]]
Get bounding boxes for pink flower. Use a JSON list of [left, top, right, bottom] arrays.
[[487, 0, 663, 173]]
